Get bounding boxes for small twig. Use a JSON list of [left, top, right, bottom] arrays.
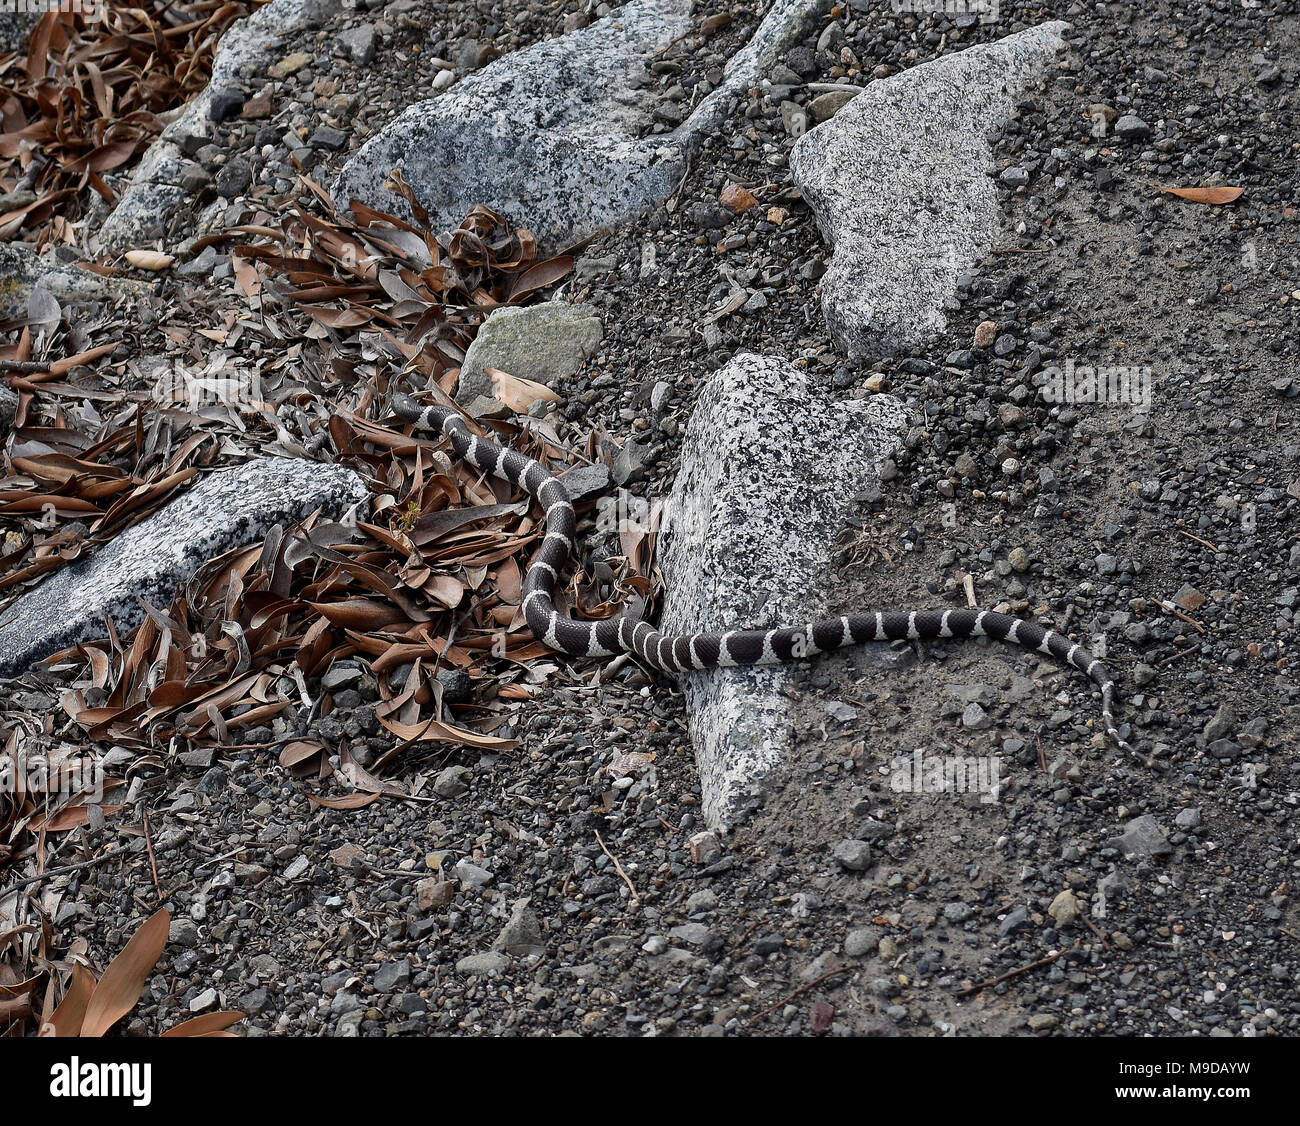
[[0, 360, 52, 373], [594, 829, 639, 906], [956, 945, 1071, 998], [1176, 529, 1221, 553], [1155, 599, 1206, 634], [750, 967, 852, 1024], [1081, 913, 1111, 951], [1157, 642, 1202, 668], [0, 851, 118, 905], [1036, 735, 1047, 773], [142, 810, 162, 901]]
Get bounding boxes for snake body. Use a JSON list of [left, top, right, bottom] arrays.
[[392, 394, 1135, 757]]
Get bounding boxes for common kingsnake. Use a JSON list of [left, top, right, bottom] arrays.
[[391, 393, 1136, 758]]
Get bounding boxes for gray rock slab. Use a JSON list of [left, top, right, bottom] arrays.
[[0, 458, 368, 679], [657, 353, 908, 830], [0, 10, 35, 54], [789, 22, 1069, 356], [333, 0, 828, 251], [457, 301, 603, 404], [97, 0, 333, 249], [0, 243, 148, 317]]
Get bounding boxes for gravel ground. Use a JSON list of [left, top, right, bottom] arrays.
[[4, 0, 1300, 1038]]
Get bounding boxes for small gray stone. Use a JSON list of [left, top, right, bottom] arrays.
[[374, 959, 410, 993], [669, 922, 712, 946], [685, 889, 719, 914], [999, 906, 1030, 935], [810, 87, 860, 122], [943, 902, 973, 923], [494, 897, 544, 951], [454, 859, 493, 887], [843, 927, 879, 957], [1109, 815, 1171, 860], [1114, 114, 1151, 140], [214, 157, 252, 198], [169, 918, 201, 948], [338, 23, 375, 66], [832, 839, 873, 872], [457, 302, 603, 404], [613, 438, 649, 486], [455, 952, 509, 975], [556, 463, 611, 502], [1174, 807, 1202, 830], [1202, 706, 1233, 743], [432, 765, 471, 799]]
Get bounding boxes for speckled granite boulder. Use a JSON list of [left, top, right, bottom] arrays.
[[0, 459, 368, 679], [0, 244, 148, 317], [789, 22, 1069, 356], [457, 302, 604, 404], [334, 0, 828, 251], [97, 0, 333, 249], [657, 353, 909, 830]]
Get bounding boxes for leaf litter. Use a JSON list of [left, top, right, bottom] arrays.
[[1, 181, 657, 875]]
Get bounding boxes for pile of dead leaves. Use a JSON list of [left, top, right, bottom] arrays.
[[0, 726, 127, 871], [1, 906, 244, 1036], [227, 171, 579, 389], [1, 190, 649, 821], [0, 1, 256, 244]]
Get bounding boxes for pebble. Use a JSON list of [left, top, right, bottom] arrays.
[[831, 839, 873, 872]]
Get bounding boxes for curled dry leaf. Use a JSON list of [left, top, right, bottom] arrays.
[[123, 250, 174, 272], [160, 1010, 246, 1037], [1149, 184, 1244, 205], [484, 367, 562, 413]]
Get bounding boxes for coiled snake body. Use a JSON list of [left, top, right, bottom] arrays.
[[392, 394, 1135, 758]]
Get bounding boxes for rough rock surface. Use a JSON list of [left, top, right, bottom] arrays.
[[334, 0, 828, 250], [0, 459, 368, 679], [657, 353, 908, 829], [0, 10, 35, 54], [0, 382, 16, 433], [97, 0, 332, 249], [0, 244, 148, 317], [789, 22, 1068, 355], [458, 302, 603, 404]]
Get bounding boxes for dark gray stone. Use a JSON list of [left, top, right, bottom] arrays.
[[1108, 814, 1172, 860]]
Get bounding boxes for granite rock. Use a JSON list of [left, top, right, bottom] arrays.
[[789, 22, 1068, 355], [0, 458, 368, 679], [457, 302, 603, 404], [334, 0, 829, 251], [657, 353, 908, 829]]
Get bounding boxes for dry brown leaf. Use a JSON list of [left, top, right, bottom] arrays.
[[80, 908, 170, 1037], [1149, 184, 1244, 205], [160, 1010, 246, 1037], [123, 250, 174, 271], [482, 367, 562, 413], [41, 962, 96, 1037]]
